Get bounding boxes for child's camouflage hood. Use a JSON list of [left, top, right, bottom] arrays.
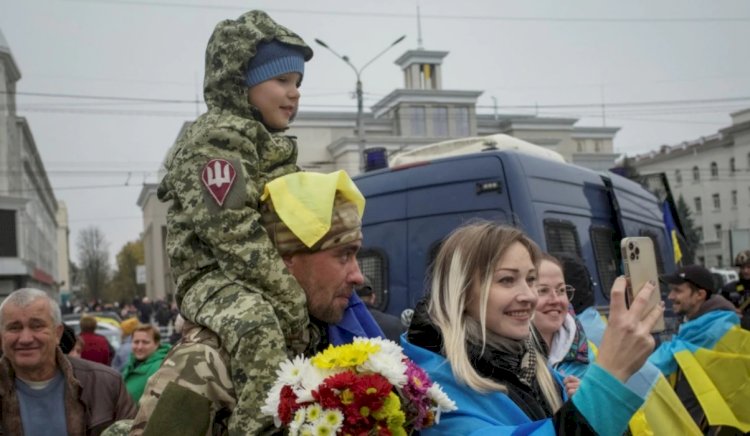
[[203, 10, 313, 118]]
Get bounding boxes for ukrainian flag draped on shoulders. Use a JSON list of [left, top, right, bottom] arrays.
[[648, 308, 750, 433], [578, 307, 703, 436]]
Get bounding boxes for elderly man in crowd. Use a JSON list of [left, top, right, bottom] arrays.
[[0, 288, 136, 435], [104, 171, 382, 436]]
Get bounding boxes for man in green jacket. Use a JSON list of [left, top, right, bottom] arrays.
[[121, 325, 170, 403]]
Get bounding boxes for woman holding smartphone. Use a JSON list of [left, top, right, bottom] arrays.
[[404, 221, 664, 435]]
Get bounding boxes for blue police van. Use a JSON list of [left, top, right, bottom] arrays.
[[353, 147, 676, 328]]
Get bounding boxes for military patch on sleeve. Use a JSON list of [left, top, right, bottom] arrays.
[[201, 159, 237, 207]]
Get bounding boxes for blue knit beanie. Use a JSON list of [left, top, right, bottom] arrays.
[[245, 40, 306, 87]]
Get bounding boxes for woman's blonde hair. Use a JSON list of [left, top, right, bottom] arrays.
[[427, 221, 562, 412]]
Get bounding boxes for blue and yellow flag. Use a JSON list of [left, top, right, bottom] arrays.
[[662, 201, 683, 264]]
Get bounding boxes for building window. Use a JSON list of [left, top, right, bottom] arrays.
[[732, 190, 738, 207], [410, 106, 426, 136], [730, 157, 736, 173], [712, 193, 720, 210], [692, 165, 700, 181], [577, 141, 584, 152], [717, 255, 723, 267], [747, 152, 750, 170], [455, 107, 470, 137], [715, 224, 722, 240], [0, 210, 18, 257], [594, 140, 602, 152], [696, 227, 703, 241], [433, 107, 449, 137], [674, 169, 682, 184], [710, 162, 718, 178], [698, 256, 705, 265], [694, 197, 702, 214]]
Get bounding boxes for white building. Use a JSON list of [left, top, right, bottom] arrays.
[[633, 108, 750, 268], [56, 201, 70, 294], [290, 48, 620, 175], [0, 30, 60, 297]]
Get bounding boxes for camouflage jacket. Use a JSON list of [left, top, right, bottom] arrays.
[[101, 320, 329, 436], [156, 10, 313, 351]]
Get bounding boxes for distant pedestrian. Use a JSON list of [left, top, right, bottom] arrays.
[[356, 277, 404, 342], [79, 315, 112, 366]]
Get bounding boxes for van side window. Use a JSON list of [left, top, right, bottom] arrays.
[[639, 230, 665, 274], [357, 249, 389, 311], [544, 219, 583, 258], [590, 226, 618, 299]]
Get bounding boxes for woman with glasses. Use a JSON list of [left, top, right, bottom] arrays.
[[404, 221, 664, 435], [533, 253, 594, 379]]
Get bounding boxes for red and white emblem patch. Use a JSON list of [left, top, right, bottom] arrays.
[[201, 159, 237, 206]]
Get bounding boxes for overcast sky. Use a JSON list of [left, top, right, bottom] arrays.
[[1, 0, 749, 266]]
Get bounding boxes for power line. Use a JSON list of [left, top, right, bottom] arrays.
[[65, 0, 750, 23]]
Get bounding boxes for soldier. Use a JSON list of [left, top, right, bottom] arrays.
[[720, 250, 750, 329], [104, 171, 382, 435], [154, 10, 314, 435]]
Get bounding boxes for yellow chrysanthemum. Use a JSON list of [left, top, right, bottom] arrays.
[[311, 342, 381, 369], [372, 392, 402, 421]]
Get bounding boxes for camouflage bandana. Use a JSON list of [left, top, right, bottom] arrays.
[[261, 193, 362, 256]]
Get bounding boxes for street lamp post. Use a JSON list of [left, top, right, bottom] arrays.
[[315, 35, 406, 172]]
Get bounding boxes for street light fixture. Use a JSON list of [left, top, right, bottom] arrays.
[[315, 35, 406, 172]]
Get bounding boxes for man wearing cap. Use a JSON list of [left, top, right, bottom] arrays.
[[104, 171, 383, 436], [720, 250, 750, 329], [356, 277, 404, 342], [648, 264, 739, 428]]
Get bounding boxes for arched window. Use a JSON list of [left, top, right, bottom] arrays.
[[710, 162, 718, 178], [692, 166, 700, 181]]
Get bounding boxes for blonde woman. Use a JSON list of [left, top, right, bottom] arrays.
[[403, 221, 663, 435]]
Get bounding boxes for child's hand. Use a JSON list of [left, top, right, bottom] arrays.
[[563, 375, 580, 397]]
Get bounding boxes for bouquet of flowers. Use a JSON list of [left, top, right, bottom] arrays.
[[261, 337, 457, 435]]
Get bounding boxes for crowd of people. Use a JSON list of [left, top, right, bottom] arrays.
[[1, 9, 748, 436]]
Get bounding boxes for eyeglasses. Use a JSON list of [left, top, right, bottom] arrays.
[[537, 284, 575, 300]]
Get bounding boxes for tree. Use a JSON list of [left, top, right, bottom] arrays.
[[675, 194, 701, 265], [106, 239, 145, 303], [76, 226, 110, 301]]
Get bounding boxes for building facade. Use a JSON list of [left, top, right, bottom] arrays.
[[0, 30, 60, 298], [289, 48, 620, 175], [633, 108, 750, 268]]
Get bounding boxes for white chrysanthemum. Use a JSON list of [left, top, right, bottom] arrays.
[[318, 408, 344, 430], [289, 408, 307, 433], [428, 383, 457, 412], [305, 404, 323, 422], [294, 364, 332, 403], [299, 424, 315, 436], [355, 337, 405, 360], [277, 355, 310, 387], [310, 420, 335, 436], [260, 382, 283, 423], [360, 350, 407, 387]]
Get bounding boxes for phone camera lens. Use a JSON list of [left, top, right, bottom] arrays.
[[628, 242, 634, 250], [630, 252, 636, 261], [635, 247, 640, 255]]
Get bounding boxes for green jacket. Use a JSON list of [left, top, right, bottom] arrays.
[[122, 343, 171, 403], [156, 10, 313, 355]]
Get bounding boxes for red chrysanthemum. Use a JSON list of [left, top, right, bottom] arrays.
[[277, 385, 299, 424]]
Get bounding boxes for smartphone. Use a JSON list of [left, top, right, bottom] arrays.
[[620, 237, 665, 333]]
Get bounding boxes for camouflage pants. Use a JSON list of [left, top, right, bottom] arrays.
[[181, 281, 288, 435]]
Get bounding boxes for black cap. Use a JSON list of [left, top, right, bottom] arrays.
[[660, 265, 715, 295]]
